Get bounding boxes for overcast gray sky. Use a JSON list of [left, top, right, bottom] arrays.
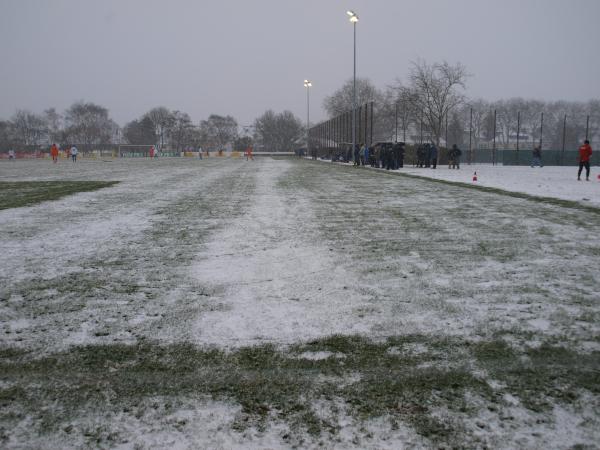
[[1, 0, 599, 127]]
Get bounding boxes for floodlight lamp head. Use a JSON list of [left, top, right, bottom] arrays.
[[304, 80, 312, 87], [347, 10, 358, 22]]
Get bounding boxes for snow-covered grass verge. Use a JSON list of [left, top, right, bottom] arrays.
[[1, 158, 599, 448], [380, 162, 599, 206]]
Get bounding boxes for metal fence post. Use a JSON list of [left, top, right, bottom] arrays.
[[364, 103, 367, 146], [492, 109, 497, 165], [395, 102, 398, 142], [562, 114, 567, 165], [516, 111, 520, 165], [586, 115, 590, 141], [469, 107, 473, 165], [370, 102, 374, 145], [540, 112, 544, 150], [403, 101, 407, 143]]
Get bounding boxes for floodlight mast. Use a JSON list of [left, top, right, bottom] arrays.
[[304, 80, 312, 157], [347, 11, 359, 161]]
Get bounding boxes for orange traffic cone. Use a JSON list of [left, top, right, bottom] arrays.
[[472, 171, 478, 182]]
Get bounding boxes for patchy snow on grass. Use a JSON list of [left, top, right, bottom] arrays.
[[396, 164, 599, 205], [1, 158, 599, 448], [297, 351, 346, 360]]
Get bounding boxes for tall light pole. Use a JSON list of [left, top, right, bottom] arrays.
[[347, 10, 359, 160], [304, 79, 312, 158]]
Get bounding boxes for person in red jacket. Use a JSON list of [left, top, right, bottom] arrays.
[[50, 144, 59, 163], [577, 140, 593, 181]]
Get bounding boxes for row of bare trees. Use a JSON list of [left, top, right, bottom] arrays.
[[0, 102, 118, 150], [1, 102, 305, 153], [122, 107, 239, 152], [322, 60, 600, 150]]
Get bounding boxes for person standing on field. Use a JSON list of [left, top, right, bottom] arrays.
[[429, 143, 438, 169], [531, 145, 543, 167], [392, 141, 405, 169], [8, 149, 16, 161], [359, 143, 366, 166], [70, 146, 78, 162], [449, 144, 462, 169], [50, 144, 59, 163], [577, 139, 593, 181]]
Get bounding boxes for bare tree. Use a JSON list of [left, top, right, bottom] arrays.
[[463, 99, 490, 147], [545, 101, 588, 150], [374, 87, 416, 142], [520, 100, 544, 148], [447, 112, 465, 147], [323, 77, 383, 118], [254, 110, 303, 152], [397, 60, 468, 145], [494, 99, 520, 146], [11, 110, 47, 145], [168, 111, 194, 152], [143, 107, 174, 150], [0, 120, 18, 151], [63, 101, 116, 146], [44, 108, 63, 144], [123, 117, 157, 145], [199, 115, 238, 151]]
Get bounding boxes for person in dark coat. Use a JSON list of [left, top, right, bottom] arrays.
[[391, 142, 400, 170], [386, 143, 393, 170], [393, 142, 405, 168], [449, 144, 462, 169], [368, 145, 376, 167], [385, 143, 394, 170], [531, 145, 542, 168], [381, 144, 388, 170], [423, 144, 431, 167], [378, 144, 385, 169], [429, 143, 438, 169], [416, 144, 423, 167], [354, 144, 360, 166]]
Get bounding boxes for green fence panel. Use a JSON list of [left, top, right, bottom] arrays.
[[502, 150, 584, 166]]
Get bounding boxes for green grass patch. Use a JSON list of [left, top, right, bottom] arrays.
[[0, 181, 119, 210], [1, 334, 597, 445]]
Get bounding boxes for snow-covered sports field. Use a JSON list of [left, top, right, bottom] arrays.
[[1, 157, 599, 449]]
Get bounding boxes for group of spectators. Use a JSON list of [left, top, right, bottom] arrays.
[[353, 142, 406, 170], [346, 141, 463, 171]]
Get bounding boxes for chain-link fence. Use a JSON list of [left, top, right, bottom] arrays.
[[308, 102, 375, 160], [309, 103, 599, 166]]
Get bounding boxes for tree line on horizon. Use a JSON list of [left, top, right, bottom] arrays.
[[1, 59, 599, 153], [321, 59, 600, 150], [0, 103, 305, 154]]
